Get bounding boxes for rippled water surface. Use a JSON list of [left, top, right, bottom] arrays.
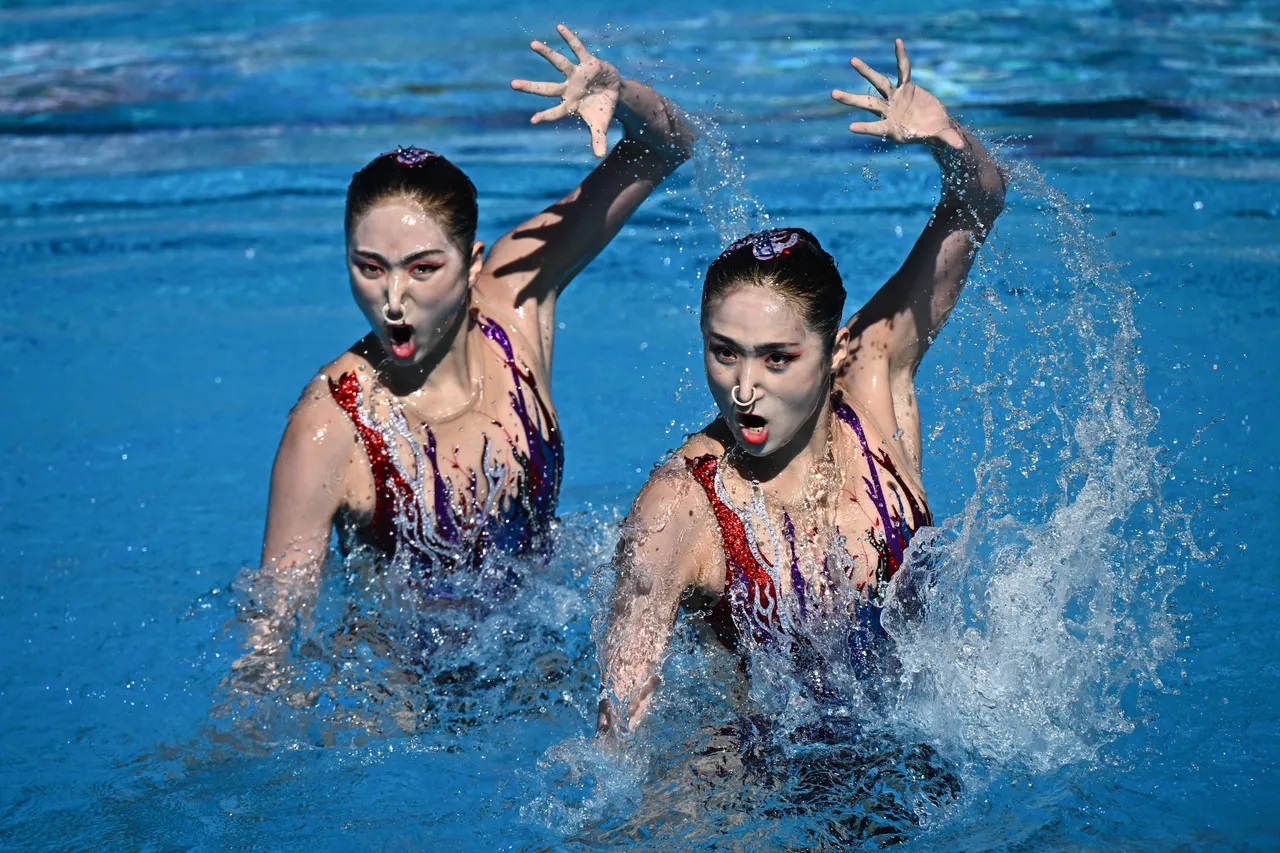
[[2, 1, 1277, 849]]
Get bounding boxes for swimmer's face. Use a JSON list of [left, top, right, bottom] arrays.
[[347, 199, 483, 365], [702, 284, 845, 457]]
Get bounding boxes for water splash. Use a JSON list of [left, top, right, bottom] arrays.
[[688, 114, 770, 243], [879, 156, 1201, 776], [178, 147, 1206, 850], [205, 509, 621, 754]]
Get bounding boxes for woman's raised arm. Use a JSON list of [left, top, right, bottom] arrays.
[[834, 38, 1006, 380], [829, 39, 1006, 470], [481, 24, 696, 360]]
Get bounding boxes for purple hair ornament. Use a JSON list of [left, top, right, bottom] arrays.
[[388, 146, 443, 167], [725, 228, 802, 261]]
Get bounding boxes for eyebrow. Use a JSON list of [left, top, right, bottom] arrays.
[[706, 331, 804, 352], [350, 248, 447, 266]]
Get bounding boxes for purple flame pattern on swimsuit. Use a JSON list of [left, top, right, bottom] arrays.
[[833, 397, 931, 590], [686, 397, 932, 662], [475, 313, 564, 543], [783, 512, 810, 622]]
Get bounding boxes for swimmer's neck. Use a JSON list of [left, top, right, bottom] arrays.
[[376, 298, 477, 402], [731, 392, 833, 497]]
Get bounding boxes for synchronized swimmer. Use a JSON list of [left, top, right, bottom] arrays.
[[230, 24, 694, 695], [598, 39, 1005, 735]]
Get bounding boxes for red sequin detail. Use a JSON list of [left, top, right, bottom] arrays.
[[328, 372, 421, 555], [685, 454, 780, 648], [684, 403, 934, 650]]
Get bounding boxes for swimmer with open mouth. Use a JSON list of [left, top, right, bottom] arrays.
[[597, 38, 1008, 740], [228, 22, 696, 706]]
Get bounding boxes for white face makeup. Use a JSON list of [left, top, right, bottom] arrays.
[[347, 199, 475, 365], [702, 285, 832, 458]]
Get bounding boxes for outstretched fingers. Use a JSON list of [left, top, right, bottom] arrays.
[[849, 56, 894, 97], [510, 79, 565, 98], [895, 38, 911, 86], [588, 122, 608, 158], [847, 119, 888, 137], [556, 23, 592, 63], [831, 89, 886, 115], [530, 102, 572, 125], [530, 39, 574, 76]]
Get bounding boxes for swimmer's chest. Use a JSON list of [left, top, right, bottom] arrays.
[[700, 435, 930, 597], [343, 355, 560, 526]]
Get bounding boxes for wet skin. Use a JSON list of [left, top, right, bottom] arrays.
[[703, 284, 849, 488], [347, 201, 483, 390]]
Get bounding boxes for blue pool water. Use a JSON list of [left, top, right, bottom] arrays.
[[3, 0, 1277, 849]]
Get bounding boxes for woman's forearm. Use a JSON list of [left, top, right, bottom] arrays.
[[615, 77, 697, 163], [236, 550, 323, 674], [930, 122, 1007, 227]]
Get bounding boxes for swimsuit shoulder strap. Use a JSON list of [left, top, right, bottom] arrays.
[[326, 371, 416, 552], [683, 453, 775, 590], [473, 311, 564, 511], [683, 453, 727, 533], [832, 395, 879, 470], [327, 371, 390, 467], [831, 394, 932, 581]]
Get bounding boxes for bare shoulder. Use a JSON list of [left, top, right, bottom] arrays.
[[278, 353, 364, 458], [678, 419, 733, 460], [622, 434, 724, 594], [470, 293, 552, 378], [321, 337, 381, 382], [628, 451, 699, 522]]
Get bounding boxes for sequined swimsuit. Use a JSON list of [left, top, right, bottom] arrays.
[[326, 313, 563, 576], [685, 397, 931, 656]]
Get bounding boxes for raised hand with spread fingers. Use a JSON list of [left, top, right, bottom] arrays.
[[830, 37, 1007, 471], [486, 22, 695, 335], [831, 38, 963, 149], [512, 23, 624, 158]]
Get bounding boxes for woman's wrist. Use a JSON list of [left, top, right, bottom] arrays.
[[616, 79, 695, 159], [925, 118, 968, 152]]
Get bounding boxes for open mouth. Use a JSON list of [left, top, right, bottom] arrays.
[[387, 323, 416, 359], [737, 412, 769, 446]]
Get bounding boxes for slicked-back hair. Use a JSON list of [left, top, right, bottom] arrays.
[[702, 227, 846, 349], [345, 147, 479, 254]]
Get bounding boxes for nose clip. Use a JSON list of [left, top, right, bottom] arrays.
[[731, 384, 758, 407], [382, 303, 404, 324]]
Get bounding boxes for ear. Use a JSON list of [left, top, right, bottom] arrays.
[[830, 326, 851, 375], [468, 241, 485, 287]]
